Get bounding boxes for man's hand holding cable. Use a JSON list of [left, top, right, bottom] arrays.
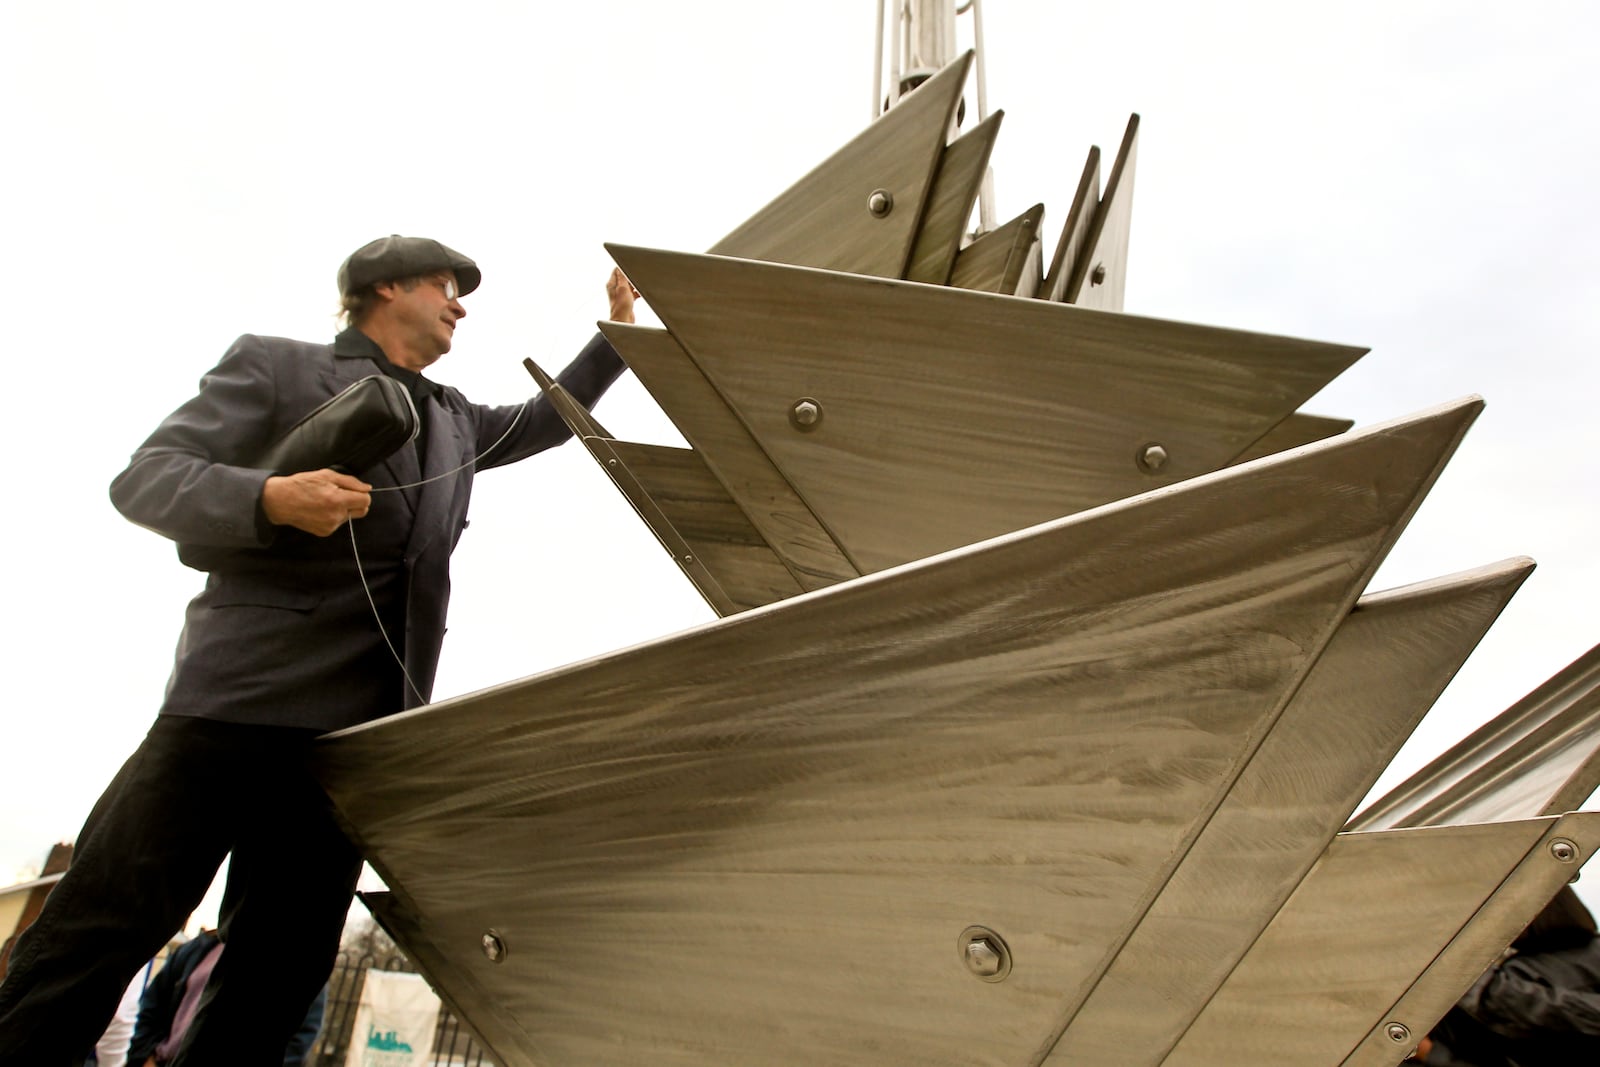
[[261, 469, 372, 536]]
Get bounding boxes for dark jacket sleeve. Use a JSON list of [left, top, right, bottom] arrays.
[[470, 330, 626, 471], [109, 335, 281, 548], [1461, 938, 1600, 1038]]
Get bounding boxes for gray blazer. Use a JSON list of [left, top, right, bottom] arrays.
[[110, 329, 624, 731]]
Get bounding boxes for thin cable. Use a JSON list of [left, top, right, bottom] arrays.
[[345, 396, 534, 706], [348, 517, 426, 708], [369, 399, 530, 494]]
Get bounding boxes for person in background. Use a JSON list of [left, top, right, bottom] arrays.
[[83, 964, 146, 1066], [128, 930, 221, 1066], [1408, 886, 1600, 1065], [125, 930, 325, 1066]]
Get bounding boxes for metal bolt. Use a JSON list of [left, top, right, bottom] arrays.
[[1386, 1022, 1411, 1044], [965, 939, 1002, 977], [790, 398, 823, 431], [481, 931, 507, 963], [957, 926, 1012, 982], [1551, 838, 1579, 863], [1137, 442, 1169, 474], [867, 189, 894, 218], [1090, 263, 1107, 286], [682, 554, 695, 565]]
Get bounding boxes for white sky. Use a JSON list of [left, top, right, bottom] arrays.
[[3, 0, 1598, 926]]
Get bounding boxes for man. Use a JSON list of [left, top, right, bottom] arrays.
[[0, 236, 636, 1065]]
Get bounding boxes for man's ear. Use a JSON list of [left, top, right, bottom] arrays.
[[371, 280, 397, 302]]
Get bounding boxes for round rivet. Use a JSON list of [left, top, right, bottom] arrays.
[[1137, 442, 1169, 474], [790, 398, 823, 431], [867, 189, 894, 218], [481, 931, 506, 963], [1551, 838, 1579, 863], [1090, 263, 1107, 286], [958, 926, 1012, 983], [1386, 1022, 1411, 1044], [682, 554, 695, 565], [966, 939, 1001, 976]]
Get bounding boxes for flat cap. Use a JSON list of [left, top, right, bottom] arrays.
[[337, 235, 481, 297]]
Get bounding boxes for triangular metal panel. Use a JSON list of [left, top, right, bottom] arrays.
[[948, 202, 1045, 295], [1014, 232, 1045, 299], [1065, 113, 1139, 311], [1040, 559, 1534, 1066], [1162, 815, 1600, 1067], [1229, 411, 1355, 465], [609, 244, 1369, 573], [524, 360, 741, 615], [1339, 813, 1600, 1066], [1350, 641, 1600, 830], [710, 53, 972, 277], [316, 400, 1476, 1067], [1041, 145, 1101, 303], [904, 111, 1004, 285], [598, 321, 858, 591], [608, 440, 806, 613]]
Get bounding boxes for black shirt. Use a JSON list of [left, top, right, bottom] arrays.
[[333, 327, 438, 467]]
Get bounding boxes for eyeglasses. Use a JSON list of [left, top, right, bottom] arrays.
[[425, 275, 460, 301]]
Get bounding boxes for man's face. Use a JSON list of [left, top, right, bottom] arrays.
[[376, 271, 465, 370]]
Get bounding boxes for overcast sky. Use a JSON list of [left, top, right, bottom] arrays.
[[3, 0, 1597, 924]]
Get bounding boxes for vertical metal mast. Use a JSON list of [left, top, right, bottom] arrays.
[[874, 0, 995, 230]]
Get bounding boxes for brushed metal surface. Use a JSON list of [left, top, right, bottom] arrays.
[[1164, 815, 1600, 1067], [1230, 411, 1356, 465], [710, 52, 971, 276], [526, 360, 751, 615], [583, 438, 744, 616], [904, 111, 1004, 285], [1039, 559, 1533, 1066], [948, 202, 1044, 294], [1041, 144, 1100, 303], [597, 322, 858, 590], [608, 244, 1369, 572], [317, 400, 1475, 1067], [1350, 641, 1600, 830], [1339, 813, 1600, 1067], [608, 440, 806, 613], [1015, 231, 1045, 300], [1065, 113, 1138, 311]]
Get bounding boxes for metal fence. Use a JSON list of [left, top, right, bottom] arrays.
[[310, 948, 495, 1066]]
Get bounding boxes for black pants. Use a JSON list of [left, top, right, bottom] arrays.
[[0, 716, 363, 1066]]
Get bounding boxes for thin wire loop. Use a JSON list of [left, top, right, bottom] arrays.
[[346, 396, 535, 705], [369, 399, 530, 494]]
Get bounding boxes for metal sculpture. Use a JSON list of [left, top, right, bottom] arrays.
[[314, 45, 1598, 1067]]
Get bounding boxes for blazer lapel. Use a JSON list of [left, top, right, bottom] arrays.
[[405, 392, 465, 559], [382, 433, 423, 512]]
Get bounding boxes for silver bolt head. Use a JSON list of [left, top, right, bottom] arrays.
[[790, 398, 823, 431], [965, 938, 1002, 977], [481, 931, 506, 963], [1138, 443, 1169, 473], [1386, 1022, 1411, 1043], [867, 189, 894, 218], [1551, 838, 1579, 863]]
